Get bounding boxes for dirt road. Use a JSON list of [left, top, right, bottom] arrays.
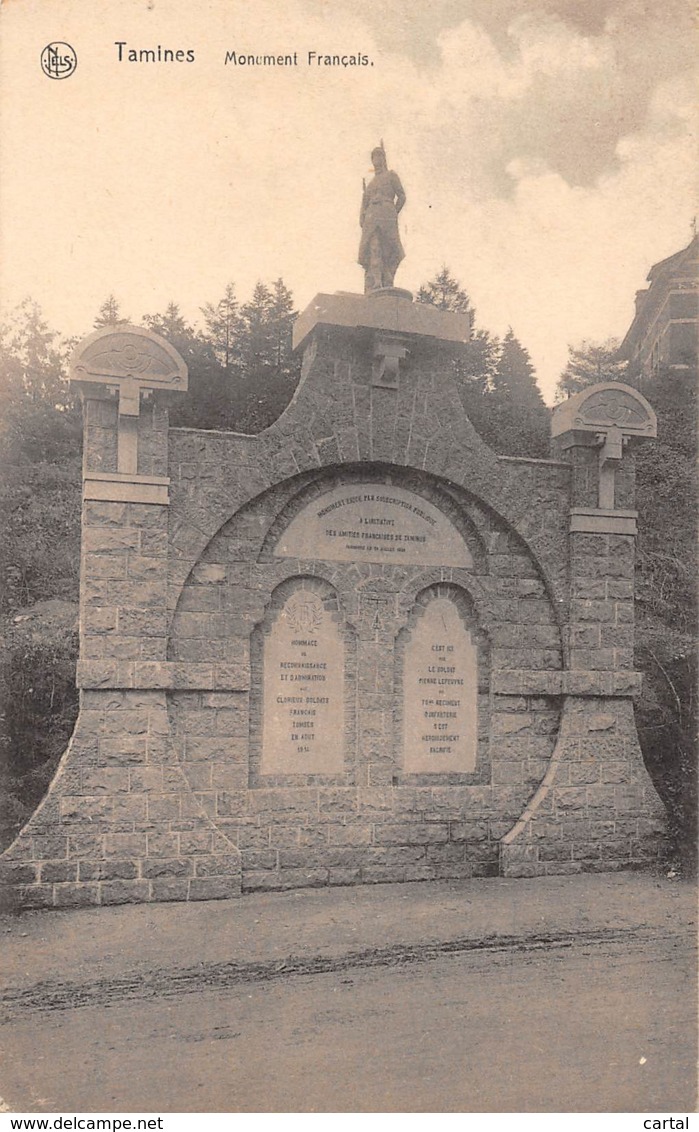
[[1, 928, 695, 1112]]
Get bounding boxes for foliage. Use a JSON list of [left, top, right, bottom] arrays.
[[143, 302, 229, 431], [146, 281, 301, 433], [416, 269, 550, 458], [0, 302, 81, 847], [555, 338, 627, 400], [486, 329, 549, 457], [635, 627, 696, 870], [94, 294, 129, 327], [633, 364, 698, 868], [416, 267, 474, 316], [201, 283, 240, 372], [234, 279, 301, 432], [0, 300, 82, 614], [0, 602, 79, 849]]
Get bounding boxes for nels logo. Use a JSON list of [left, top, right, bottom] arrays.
[[41, 42, 77, 80]]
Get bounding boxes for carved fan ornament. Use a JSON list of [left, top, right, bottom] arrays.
[[550, 382, 657, 441], [87, 342, 179, 381], [70, 326, 188, 393], [74, 338, 182, 385], [574, 389, 652, 431]]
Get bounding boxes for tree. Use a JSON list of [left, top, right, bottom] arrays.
[[268, 278, 298, 376], [142, 301, 195, 348], [416, 266, 473, 315], [239, 282, 275, 374], [0, 301, 81, 848], [0, 301, 82, 611], [142, 282, 303, 434], [201, 283, 241, 373], [94, 294, 129, 328], [416, 268, 492, 431], [235, 279, 301, 431], [142, 302, 230, 431], [487, 329, 550, 457], [0, 602, 79, 849], [556, 338, 627, 400], [416, 271, 550, 458], [0, 298, 77, 457], [448, 328, 500, 443]]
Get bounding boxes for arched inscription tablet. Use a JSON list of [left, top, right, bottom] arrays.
[[261, 590, 344, 775], [403, 597, 477, 774], [274, 483, 473, 567]]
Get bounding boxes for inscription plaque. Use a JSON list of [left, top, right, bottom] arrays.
[[403, 597, 477, 774], [274, 483, 473, 567], [261, 591, 344, 775]]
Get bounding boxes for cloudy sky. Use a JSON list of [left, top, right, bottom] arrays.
[[1, 0, 697, 400]]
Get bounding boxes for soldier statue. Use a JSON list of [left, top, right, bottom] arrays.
[[358, 144, 406, 293]]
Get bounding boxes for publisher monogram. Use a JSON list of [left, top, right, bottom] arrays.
[[40, 42, 77, 79]]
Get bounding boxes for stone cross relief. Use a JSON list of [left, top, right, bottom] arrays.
[[596, 424, 626, 509], [576, 388, 651, 509], [552, 384, 657, 511]]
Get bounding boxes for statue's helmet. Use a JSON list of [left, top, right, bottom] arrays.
[[371, 145, 386, 165]]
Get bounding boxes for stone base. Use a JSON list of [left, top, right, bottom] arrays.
[[499, 697, 667, 877], [367, 286, 414, 302], [0, 692, 243, 912], [292, 290, 472, 351]]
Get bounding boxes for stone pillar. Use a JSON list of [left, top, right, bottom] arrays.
[[0, 327, 242, 909], [501, 383, 666, 876], [74, 327, 181, 680], [550, 383, 657, 681]]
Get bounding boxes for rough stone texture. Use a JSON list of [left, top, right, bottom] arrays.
[[0, 298, 666, 908]]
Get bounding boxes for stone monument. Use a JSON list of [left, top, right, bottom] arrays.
[[0, 156, 666, 909]]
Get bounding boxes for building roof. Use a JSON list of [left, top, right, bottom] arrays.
[[618, 235, 699, 360], [646, 234, 699, 283]]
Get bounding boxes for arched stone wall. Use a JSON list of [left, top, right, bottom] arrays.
[[164, 463, 564, 889]]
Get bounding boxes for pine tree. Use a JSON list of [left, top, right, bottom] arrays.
[[451, 329, 500, 443], [416, 267, 473, 316], [417, 271, 550, 458], [94, 294, 128, 328], [269, 278, 297, 376], [0, 301, 82, 847], [556, 339, 627, 400], [142, 303, 228, 430], [0, 299, 80, 466], [201, 283, 241, 373], [142, 301, 193, 345], [239, 282, 275, 374], [487, 329, 550, 457], [416, 268, 490, 432], [0, 300, 81, 612], [235, 279, 301, 431]]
